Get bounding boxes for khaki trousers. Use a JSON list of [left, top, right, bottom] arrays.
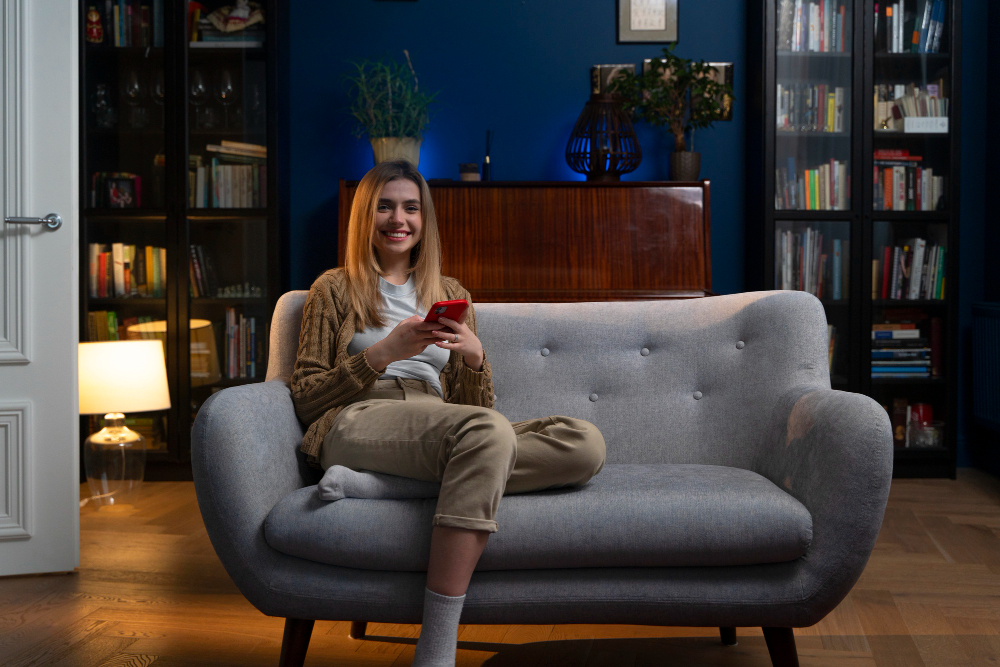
[[321, 378, 606, 532]]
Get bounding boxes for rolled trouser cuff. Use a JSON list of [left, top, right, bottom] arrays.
[[434, 513, 498, 533]]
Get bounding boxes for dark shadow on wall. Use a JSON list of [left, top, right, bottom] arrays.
[[294, 195, 340, 289]]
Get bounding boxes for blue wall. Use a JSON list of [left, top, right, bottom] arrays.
[[285, 0, 989, 469], [286, 0, 746, 292]]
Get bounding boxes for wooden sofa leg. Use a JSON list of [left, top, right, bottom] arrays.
[[762, 627, 800, 667], [278, 618, 314, 667], [349, 621, 368, 639], [720, 626, 737, 645]]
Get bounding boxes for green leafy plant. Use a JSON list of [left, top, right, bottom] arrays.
[[346, 50, 437, 140], [609, 45, 735, 152]]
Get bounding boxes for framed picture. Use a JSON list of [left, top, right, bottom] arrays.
[[618, 0, 678, 44], [642, 59, 734, 121], [591, 64, 636, 95], [106, 177, 136, 208], [705, 62, 734, 121]]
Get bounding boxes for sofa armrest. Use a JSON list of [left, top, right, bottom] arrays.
[[757, 386, 893, 621], [191, 380, 313, 606]]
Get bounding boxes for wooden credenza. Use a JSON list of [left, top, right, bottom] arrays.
[[338, 180, 712, 302]]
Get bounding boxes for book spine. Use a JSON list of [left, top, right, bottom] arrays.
[[153, 0, 164, 46], [832, 238, 842, 300]]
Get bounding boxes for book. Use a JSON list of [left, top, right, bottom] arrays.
[[873, 329, 922, 339]]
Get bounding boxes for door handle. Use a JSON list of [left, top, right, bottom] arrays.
[[4, 213, 62, 230]]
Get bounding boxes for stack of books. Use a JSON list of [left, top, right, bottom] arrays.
[[873, 149, 946, 211], [775, 227, 849, 299], [776, 0, 849, 53], [871, 323, 931, 378], [224, 308, 261, 380], [873, 237, 946, 300], [190, 141, 267, 208], [774, 156, 849, 211], [88, 243, 167, 298], [190, 13, 264, 48]]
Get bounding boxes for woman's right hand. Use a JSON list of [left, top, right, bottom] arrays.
[[364, 316, 444, 371]]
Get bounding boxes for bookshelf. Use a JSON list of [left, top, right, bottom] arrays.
[[78, 0, 280, 479], [746, 0, 960, 478]]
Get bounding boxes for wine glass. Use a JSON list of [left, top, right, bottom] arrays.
[[122, 69, 148, 128], [215, 68, 237, 129], [189, 68, 212, 129], [152, 70, 166, 128]]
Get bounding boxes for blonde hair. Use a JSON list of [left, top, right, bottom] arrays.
[[343, 160, 444, 330]]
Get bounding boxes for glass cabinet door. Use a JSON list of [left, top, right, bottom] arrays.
[[868, 0, 953, 456], [772, 1, 855, 389], [774, 1, 853, 211], [82, 2, 170, 451], [185, 0, 271, 426]]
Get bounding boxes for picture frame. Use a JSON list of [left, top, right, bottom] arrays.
[[641, 59, 734, 121], [591, 64, 636, 95], [705, 62, 734, 121], [107, 177, 136, 208], [617, 0, 678, 44]]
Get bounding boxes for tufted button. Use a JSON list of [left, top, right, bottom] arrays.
[[540, 348, 550, 357], [736, 341, 745, 350], [693, 391, 703, 400], [589, 393, 599, 402], [640, 347, 650, 356]]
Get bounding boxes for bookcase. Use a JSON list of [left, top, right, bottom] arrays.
[[746, 0, 960, 477], [78, 0, 280, 479]]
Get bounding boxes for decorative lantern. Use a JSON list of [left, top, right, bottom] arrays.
[[565, 67, 642, 181]]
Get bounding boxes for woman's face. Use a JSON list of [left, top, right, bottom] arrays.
[[372, 178, 423, 264]]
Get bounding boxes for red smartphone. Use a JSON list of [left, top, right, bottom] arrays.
[[424, 299, 469, 323]]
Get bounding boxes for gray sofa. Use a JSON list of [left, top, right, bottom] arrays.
[[191, 290, 893, 667]]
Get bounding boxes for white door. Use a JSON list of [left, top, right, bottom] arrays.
[[0, 0, 79, 576]]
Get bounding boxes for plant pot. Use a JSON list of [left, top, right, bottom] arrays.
[[670, 151, 701, 181], [371, 137, 422, 167]]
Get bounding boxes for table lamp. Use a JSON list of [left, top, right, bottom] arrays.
[[78, 340, 171, 511]]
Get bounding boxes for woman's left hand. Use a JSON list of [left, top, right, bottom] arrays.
[[434, 316, 484, 371]]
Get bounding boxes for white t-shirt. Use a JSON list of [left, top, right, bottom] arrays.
[[346, 275, 449, 397]]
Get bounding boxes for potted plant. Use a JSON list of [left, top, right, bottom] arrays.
[[609, 45, 735, 181], [346, 50, 437, 167]]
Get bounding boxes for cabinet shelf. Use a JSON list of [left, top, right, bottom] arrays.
[[870, 377, 946, 385], [872, 299, 947, 308], [188, 209, 269, 219], [88, 298, 166, 306]]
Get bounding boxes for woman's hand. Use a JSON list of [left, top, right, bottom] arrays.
[[433, 316, 485, 371], [365, 316, 444, 371]]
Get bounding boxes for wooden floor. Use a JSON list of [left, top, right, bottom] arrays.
[[2, 471, 1000, 666]]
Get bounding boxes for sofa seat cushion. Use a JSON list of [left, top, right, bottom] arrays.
[[263, 463, 812, 571]]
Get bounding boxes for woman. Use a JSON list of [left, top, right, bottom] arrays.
[[291, 160, 605, 667]]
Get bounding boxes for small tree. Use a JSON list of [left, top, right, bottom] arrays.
[[609, 44, 734, 152]]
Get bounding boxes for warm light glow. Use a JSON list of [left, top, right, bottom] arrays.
[[78, 340, 171, 415]]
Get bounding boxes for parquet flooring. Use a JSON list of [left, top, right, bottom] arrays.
[[2, 470, 1000, 666]]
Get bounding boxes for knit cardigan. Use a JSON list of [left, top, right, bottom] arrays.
[[290, 268, 495, 466]]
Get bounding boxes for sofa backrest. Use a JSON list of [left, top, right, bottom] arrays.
[[267, 291, 830, 467]]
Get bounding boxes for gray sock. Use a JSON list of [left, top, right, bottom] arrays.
[[317, 465, 441, 501], [411, 588, 465, 667]]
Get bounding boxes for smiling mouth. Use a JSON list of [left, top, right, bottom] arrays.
[[382, 231, 411, 241]]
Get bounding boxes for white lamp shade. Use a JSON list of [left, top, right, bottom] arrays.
[[78, 340, 171, 415]]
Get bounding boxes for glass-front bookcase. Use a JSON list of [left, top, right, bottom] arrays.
[[79, 0, 280, 478], [747, 0, 959, 477]]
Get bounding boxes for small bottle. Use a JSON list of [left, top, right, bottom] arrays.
[[482, 155, 492, 182]]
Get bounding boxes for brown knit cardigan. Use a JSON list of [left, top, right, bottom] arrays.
[[290, 268, 495, 467]]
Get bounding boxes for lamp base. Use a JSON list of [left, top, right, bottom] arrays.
[[84, 413, 147, 510]]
